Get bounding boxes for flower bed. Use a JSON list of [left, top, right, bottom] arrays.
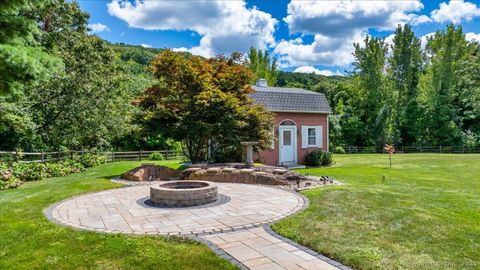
[[0, 154, 107, 190]]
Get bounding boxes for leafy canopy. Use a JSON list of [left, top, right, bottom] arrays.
[[139, 50, 273, 163]]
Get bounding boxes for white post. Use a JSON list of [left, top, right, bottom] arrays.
[[246, 145, 254, 166], [240, 142, 259, 167]]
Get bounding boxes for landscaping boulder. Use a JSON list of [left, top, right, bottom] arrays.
[[121, 164, 180, 181]]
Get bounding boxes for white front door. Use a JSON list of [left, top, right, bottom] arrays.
[[279, 127, 296, 164]]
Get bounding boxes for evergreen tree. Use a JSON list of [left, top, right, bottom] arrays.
[[0, 0, 60, 96]]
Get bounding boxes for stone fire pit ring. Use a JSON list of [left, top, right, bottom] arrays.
[[150, 180, 218, 207]]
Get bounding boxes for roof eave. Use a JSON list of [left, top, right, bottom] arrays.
[[270, 109, 331, 114]]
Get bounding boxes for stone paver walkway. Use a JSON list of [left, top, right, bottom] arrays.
[[46, 182, 348, 270], [202, 226, 341, 270]]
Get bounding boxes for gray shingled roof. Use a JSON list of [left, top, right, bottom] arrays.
[[250, 86, 331, 113]]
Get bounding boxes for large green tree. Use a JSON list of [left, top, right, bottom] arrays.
[[0, 0, 133, 150], [0, 0, 61, 96], [456, 41, 480, 146], [28, 0, 132, 149], [388, 24, 424, 145], [139, 50, 273, 163], [352, 36, 391, 146], [246, 47, 278, 86], [420, 25, 469, 145]]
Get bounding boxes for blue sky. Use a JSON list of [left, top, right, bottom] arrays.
[[80, 0, 480, 75]]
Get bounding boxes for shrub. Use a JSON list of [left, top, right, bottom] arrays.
[[1, 156, 98, 190], [62, 159, 85, 173], [45, 161, 85, 177], [1, 164, 21, 189], [78, 154, 107, 168], [149, 152, 164, 161], [334, 146, 346, 154], [441, 146, 452, 153], [304, 151, 334, 167], [362, 146, 377, 153], [45, 163, 68, 177], [320, 152, 334, 166], [12, 162, 48, 181]]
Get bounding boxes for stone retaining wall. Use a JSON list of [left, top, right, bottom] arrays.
[[120, 163, 334, 190], [121, 164, 180, 181], [180, 165, 309, 186]]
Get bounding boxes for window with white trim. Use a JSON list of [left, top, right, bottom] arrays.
[[307, 127, 316, 146], [301, 125, 323, 149]]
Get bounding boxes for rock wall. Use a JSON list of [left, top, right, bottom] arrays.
[[180, 165, 309, 186], [119, 163, 331, 190], [121, 164, 180, 181]]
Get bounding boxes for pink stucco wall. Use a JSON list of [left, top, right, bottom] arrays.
[[256, 112, 329, 166]]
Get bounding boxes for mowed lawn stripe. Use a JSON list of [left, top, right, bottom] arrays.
[[273, 154, 480, 270], [0, 161, 237, 270]]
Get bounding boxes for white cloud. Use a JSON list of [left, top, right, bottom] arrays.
[[107, 0, 277, 57], [466, 32, 480, 42], [430, 0, 480, 24], [88, 23, 110, 33], [294, 66, 344, 76], [420, 32, 435, 49], [285, 0, 428, 36], [172, 47, 189, 53], [275, 32, 364, 67], [276, 0, 428, 68], [140, 43, 152, 48]]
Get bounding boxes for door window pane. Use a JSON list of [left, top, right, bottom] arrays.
[[308, 128, 316, 145], [283, 130, 291, 146]]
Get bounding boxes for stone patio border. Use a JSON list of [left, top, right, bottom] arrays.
[[44, 181, 351, 270]]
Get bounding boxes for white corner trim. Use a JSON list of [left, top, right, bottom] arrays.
[[326, 115, 329, 152]]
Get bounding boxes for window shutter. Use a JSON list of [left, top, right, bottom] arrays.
[[301, 126, 307, 149], [270, 126, 275, 150], [317, 126, 323, 148]]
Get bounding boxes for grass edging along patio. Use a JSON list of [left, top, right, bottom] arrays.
[[0, 161, 237, 270], [273, 153, 480, 270]]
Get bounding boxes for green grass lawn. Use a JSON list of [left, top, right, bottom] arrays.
[[0, 160, 237, 270], [273, 154, 480, 270]]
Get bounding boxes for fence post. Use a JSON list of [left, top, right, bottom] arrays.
[[139, 150, 142, 161], [112, 151, 115, 161], [439, 145, 442, 153]]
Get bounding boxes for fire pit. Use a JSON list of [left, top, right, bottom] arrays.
[[150, 181, 218, 207]]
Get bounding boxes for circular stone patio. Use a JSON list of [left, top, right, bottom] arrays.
[[46, 182, 305, 235]]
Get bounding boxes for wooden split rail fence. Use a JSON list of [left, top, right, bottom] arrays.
[[345, 145, 480, 154], [0, 150, 185, 163]]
